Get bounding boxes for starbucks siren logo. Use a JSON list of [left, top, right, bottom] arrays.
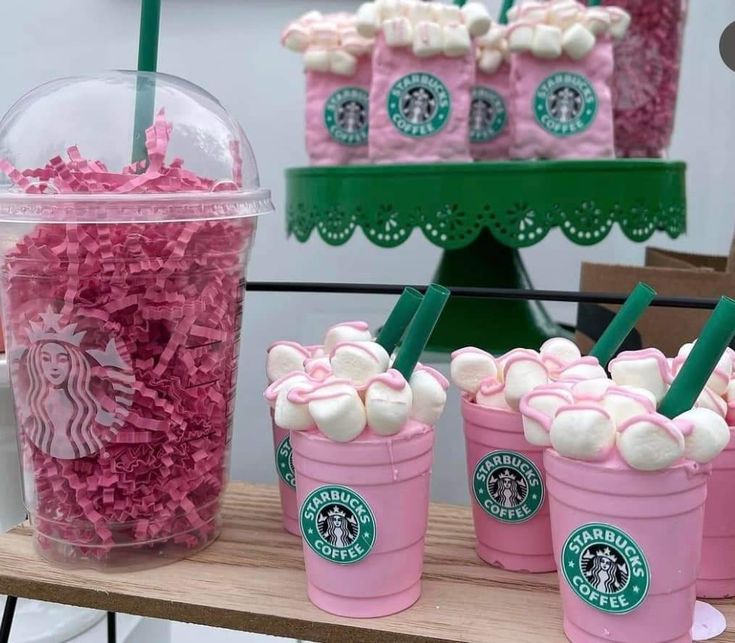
[[534, 72, 597, 137], [388, 73, 451, 138], [324, 87, 369, 147], [275, 435, 295, 489], [473, 451, 544, 523], [470, 86, 507, 143], [300, 485, 376, 564], [562, 523, 650, 614]]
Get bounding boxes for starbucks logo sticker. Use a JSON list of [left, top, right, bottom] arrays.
[[534, 72, 597, 137], [275, 435, 295, 489], [562, 523, 650, 614], [472, 451, 544, 523], [388, 73, 451, 138], [300, 485, 376, 564], [324, 87, 369, 147], [470, 86, 507, 143]]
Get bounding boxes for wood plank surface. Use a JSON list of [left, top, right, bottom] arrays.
[[0, 482, 731, 643]]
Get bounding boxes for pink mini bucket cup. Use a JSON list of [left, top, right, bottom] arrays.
[[292, 420, 434, 618], [697, 426, 735, 598], [545, 449, 710, 643], [271, 417, 299, 536], [461, 398, 555, 573]]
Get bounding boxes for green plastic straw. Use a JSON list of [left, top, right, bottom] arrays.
[[376, 288, 423, 355], [499, 0, 514, 24], [392, 284, 450, 379], [589, 282, 657, 367], [132, 0, 162, 163], [659, 297, 735, 419], [587, 0, 602, 6], [452, 0, 467, 6]]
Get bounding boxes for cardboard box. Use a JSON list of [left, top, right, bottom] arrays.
[[576, 242, 735, 356]]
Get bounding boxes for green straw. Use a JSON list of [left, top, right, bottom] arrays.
[[376, 288, 423, 355], [589, 282, 656, 367], [659, 297, 735, 419], [587, 0, 602, 6], [132, 0, 162, 163], [452, 0, 467, 6], [499, 0, 514, 24], [392, 284, 450, 379]]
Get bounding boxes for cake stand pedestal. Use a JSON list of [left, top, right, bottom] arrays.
[[286, 160, 686, 353]]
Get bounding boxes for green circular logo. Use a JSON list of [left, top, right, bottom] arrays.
[[562, 523, 650, 614], [300, 485, 376, 565], [470, 86, 507, 143], [533, 72, 597, 137], [276, 435, 295, 489], [324, 87, 369, 147], [472, 451, 544, 523], [387, 73, 451, 138]]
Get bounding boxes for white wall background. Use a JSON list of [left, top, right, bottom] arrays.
[[1, 1, 733, 505]]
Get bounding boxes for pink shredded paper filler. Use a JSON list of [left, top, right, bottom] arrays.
[[1, 109, 254, 562]]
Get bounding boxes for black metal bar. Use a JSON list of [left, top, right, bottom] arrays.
[[107, 611, 116, 643], [0, 596, 17, 643], [246, 281, 721, 310]]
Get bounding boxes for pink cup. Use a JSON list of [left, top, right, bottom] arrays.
[[470, 66, 513, 161], [271, 415, 299, 536], [461, 398, 555, 572], [291, 420, 434, 618], [545, 449, 710, 643], [697, 426, 735, 598]]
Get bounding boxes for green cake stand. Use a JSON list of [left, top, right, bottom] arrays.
[[286, 160, 686, 354]]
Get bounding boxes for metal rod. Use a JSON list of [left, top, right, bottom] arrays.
[[107, 611, 116, 643], [0, 596, 18, 643], [246, 282, 720, 310]]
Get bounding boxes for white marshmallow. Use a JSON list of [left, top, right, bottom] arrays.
[[266, 342, 310, 383], [304, 356, 332, 382], [676, 408, 731, 464], [365, 374, 413, 436], [439, 5, 463, 26], [585, 7, 611, 36], [398, 0, 417, 17], [282, 25, 311, 52], [330, 341, 390, 386], [571, 378, 612, 401], [410, 1, 434, 24], [443, 24, 471, 57], [323, 321, 372, 354], [520, 387, 574, 447], [617, 415, 685, 471], [475, 377, 510, 409], [450, 348, 497, 394], [607, 7, 631, 40], [381, 0, 401, 20], [329, 49, 358, 76], [307, 383, 367, 442], [461, 2, 492, 38], [300, 10, 324, 24], [478, 49, 504, 74], [504, 354, 549, 410], [413, 20, 444, 57], [677, 342, 732, 397], [303, 48, 331, 72], [356, 2, 380, 38], [409, 367, 448, 425], [602, 386, 656, 426], [540, 337, 582, 367], [550, 406, 616, 461], [562, 23, 596, 60], [609, 350, 670, 403], [727, 379, 735, 404], [477, 24, 505, 49], [557, 357, 607, 382], [311, 21, 341, 47], [696, 386, 728, 418], [548, 4, 580, 29], [275, 379, 315, 431], [531, 24, 563, 59], [521, 4, 549, 23], [507, 23, 534, 53], [342, 28, 372, 56], [384, 17, 414, 47]]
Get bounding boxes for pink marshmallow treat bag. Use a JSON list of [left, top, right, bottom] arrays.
[[0, 72, 273, 570], [507, 0, 630, 160], [471, 23, 513, 160], [602, 0, 687, 158], [282, 12, 374, 166], [356, 0, 493, 163]]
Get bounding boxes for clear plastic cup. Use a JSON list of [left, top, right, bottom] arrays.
[[0, 71, 273, 569]]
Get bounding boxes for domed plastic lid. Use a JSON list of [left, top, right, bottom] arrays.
[[0, 71, 273, 223]]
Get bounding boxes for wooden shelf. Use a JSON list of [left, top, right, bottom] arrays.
[[0, 482, 732, 643]]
